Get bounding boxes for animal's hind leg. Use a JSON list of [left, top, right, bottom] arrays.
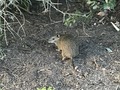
[[61, 52, 66, 60], [70, 58, 75, 69]]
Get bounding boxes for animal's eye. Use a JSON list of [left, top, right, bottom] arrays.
[[52, 38, 55, 40], [56, 34, 60, 38]]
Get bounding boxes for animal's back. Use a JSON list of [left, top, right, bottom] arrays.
[[57, 34, 79, 59]]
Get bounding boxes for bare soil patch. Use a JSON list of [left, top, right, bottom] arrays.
[[0, 2, 120, 90]]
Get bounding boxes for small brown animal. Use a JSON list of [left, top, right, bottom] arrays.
[[48, 34, 79, 61]]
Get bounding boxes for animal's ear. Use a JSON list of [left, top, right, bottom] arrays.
[[56, 34, 60, 38]]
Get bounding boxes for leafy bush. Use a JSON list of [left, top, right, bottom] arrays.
[[64, 10, 92, 27], [86, 0, 116, 10], [64, 0, 116, 27]]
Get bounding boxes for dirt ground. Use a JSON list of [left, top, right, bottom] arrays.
[[0, 2, 120, 90]]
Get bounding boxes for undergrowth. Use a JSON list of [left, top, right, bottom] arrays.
[[0, 0, 31, 59], [36, 0, 116, 27], [0, 0, 117, 60], [0, 0, 31, 45]]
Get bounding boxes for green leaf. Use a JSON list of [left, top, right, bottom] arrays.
[[36, 88, 40, 90], [47, 86, 54, 90], [37, 87, 47, 90], [103, 0, 116, 10], [37, 86, 54, 90]]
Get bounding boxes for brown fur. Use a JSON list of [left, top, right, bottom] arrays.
[[48, 34, 79, 60]]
